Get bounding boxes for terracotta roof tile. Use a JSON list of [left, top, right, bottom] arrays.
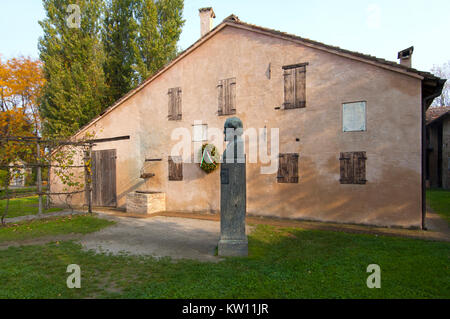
[[426, 106, 450, 124]]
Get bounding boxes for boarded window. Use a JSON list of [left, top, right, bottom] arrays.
[[343, 101, 366, 132], [168, 156, 183, 181], [168, 87, 182, 120], [217, 78, 236, 115], [277, 153, 299, 183], [282, 63, 307, 109], [339, 152, 367, 184]]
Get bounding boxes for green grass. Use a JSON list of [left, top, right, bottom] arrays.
[[0, 196, 62, 218], [427, 189, 450, 224], [0, 224, 448, 299], [0, 215, 115, 242], [0, 186, 48, 199]]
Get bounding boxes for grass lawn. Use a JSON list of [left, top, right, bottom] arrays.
[[0, 215, 115, 242], [0, 186, 48, 199], [0, 224, 448, 299], [427, 189, 450, 224], [0, 196, 62, 218]]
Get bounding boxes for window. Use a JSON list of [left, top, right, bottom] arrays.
[[192, 122, 208, 142], [217, 78, 236, 115], [168, 156, 183, 181], [339, 152, 367, 184], [277, 153, 299, 183], [282, 63, 307, 109], [343, 101, 366, 132], [168, 87, 182, 120]]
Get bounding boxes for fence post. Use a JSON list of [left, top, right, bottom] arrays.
[[46, 146, 52, 210], [84, 144, 93, 214], [36, 139, 43, 216]]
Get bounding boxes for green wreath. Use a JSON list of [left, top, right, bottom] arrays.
[[200, 143, 219, 173]]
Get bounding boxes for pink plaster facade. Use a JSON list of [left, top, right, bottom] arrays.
[[51, 23, 425, 228]]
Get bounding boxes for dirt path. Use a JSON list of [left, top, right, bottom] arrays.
[[96, 209, 450, 242]]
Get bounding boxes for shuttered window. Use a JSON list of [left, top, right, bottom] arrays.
[[168, 87, 182, 120], [282, 63, 307, 109], [217, 78, 236, 115], [168, 156, 183, 181], [339, 152, 367, 184], [277, 153, 299, 183]]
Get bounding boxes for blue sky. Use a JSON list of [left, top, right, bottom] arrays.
[[1, 0, 449, 72]]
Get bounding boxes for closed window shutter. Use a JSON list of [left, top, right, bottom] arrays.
[[340, 152, 366, 184], [339, 152, 353, 184], [353, 152, 367, 184], [277, 153, 299, 183], [168, 156, 183, 181], [168, 88, 181, 120], [295, 66, 306, 108], [217, 80, 224, 115], [218, 78, 236, 115], [176, 88, 182, 120], [283, 69, 294, 109], [228, 78, 236, 114], [288, 153, 299, 183], [283, 63, 307, 109]]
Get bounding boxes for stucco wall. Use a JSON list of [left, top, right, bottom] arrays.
[[51, 25, 423, 228]]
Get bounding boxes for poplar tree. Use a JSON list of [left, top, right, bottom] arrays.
[[135, 0, 185, 81], [38, 0, 107, 137], [102, 0, 141, 104]]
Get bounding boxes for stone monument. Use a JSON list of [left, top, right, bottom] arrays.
[[218, 117, 248, 256]]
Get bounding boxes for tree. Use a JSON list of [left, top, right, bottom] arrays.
[[102, 0, 141, 103], [431, 61, 450, 107], [0, 56, 46, 134], [0, 109, 36, 224], [102, 0, 185, 102], [135, 0, 185, 81], [38, 0, 108, 138]]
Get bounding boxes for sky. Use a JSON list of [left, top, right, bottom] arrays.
[[0, 0, 449, 72]]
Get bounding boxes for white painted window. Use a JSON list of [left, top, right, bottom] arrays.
[[343, 101, 366, 132], [192, 122, 208, 142]]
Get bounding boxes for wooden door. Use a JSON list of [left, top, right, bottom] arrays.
[[91, 149, 117, 207]]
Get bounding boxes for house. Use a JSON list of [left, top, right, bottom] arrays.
[[9, 160, 31, 188], [50, 8, 445, 229], [426, 106, 450, 189]]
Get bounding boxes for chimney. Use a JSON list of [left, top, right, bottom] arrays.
[[397, 46, 414, 68], [199, 7, 216, 37]]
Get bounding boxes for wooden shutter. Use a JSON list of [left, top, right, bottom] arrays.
[[168, 88, 181, 120], [340, 151, 366, 184], [218, 78, 236, 115], [168, 156, 183, 181], [295, 66, 306, 108], [217, 80, 224, 115], [288, 153, 299, 183], [353, 151, 367, 184], [339, 152, 353, 184], [283, 69, 295, 109], [277, 153, 299, 183], [283, 63, 307, 109]]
